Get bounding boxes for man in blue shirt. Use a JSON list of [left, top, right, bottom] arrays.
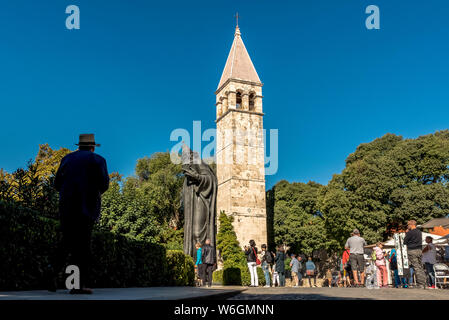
[[290, 254, 300, 287]]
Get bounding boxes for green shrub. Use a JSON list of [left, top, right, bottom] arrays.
[[216, 211, 266, 286], [257, 267, 266, 286], [223, 267, 242, 285], [90, 231, 167, 288], [166, 250, 195, 286], [212, 269, 223, 284], [0, 200, 168, 290]]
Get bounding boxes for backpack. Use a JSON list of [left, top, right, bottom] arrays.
[[265, 251, 273, 264]]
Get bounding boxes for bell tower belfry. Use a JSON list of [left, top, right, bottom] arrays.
[[215, 25, 267, 248]]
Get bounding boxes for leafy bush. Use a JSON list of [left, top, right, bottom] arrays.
[[0, 200, 168, 290], [90, 231, 167, 288], [0, 201, 60, 290], [166, 250, 195, 286], [212, 269, 223, 284]]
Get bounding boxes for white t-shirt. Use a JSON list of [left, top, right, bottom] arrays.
[[422, 243, 437, 264]]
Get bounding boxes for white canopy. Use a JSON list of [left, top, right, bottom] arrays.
[[383, 232, 447, 247]]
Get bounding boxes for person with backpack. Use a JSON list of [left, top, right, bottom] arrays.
[[260, 244, 272, 288], [389, 248, 401, 288], [244, 240, 259, 287], [305, 257, 317, 287]]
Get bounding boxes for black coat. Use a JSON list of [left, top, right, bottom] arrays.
[[55, 150, 109, 221], [275, 251, 285, 273], [245, 246, 258, 263], [201, 244, 216, 265]]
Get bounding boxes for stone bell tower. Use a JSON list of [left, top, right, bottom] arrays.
[[215, 25, 267, 248]]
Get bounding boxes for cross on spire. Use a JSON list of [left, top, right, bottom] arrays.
[[235, 12, 239, 28]]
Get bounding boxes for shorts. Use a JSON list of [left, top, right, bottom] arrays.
[[349, 254, 365, 272]]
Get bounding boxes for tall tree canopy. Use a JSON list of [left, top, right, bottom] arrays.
[[99, 152, 184, 246], [319, 130, 449, 248], [268, 180, 337, 256]]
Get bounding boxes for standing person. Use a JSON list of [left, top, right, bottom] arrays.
[[272, 268, 280, 287], [260, 244, 272, 288], [290, 254, 300, 287], [342, 248, 351, 287], [403, 220, 426, 289], [45, 134, 109, 294], [194, 242, 203, 287], [274, 246, 286, 287], [326, 268, 333, 288], [339, 259, 345, 287], [201, 239, 216, 287], [422, 236, 436, 289], [345, 229, 367, 287], [374, 242, 388, 288], [408, 267, 415, 287], [389, 248, 401, 288], [297, 255, 304, 285], [244, 240, 259, 287], [305, 257, 317, 287]]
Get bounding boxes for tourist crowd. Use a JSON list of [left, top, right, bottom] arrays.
[[194, 219, 449, 289]]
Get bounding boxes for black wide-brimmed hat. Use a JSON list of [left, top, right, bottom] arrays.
[[75, 133, 101, 147]]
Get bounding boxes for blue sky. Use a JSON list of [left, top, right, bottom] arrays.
[[1, 0, 449, 189]]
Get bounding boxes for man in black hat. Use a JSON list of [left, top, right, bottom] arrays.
[[46, 134, 109, 294]]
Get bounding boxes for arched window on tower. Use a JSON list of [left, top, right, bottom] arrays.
[[236, 91, 242, 109], [249, 93, 255, 111]]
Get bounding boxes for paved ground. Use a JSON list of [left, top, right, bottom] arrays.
[[2, 286, 448, 300], [0, 286, 244, 300], [228, 286, 449, 300]]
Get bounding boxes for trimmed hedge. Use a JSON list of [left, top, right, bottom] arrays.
[[213, 267, 266, 286], [0, 200, 170, 290], [166, 250, 195, 286]]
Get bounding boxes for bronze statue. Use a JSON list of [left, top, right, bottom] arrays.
[[181, 145, 217, 259]]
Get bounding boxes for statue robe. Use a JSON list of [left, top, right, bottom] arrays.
[[183, 168, 217, 259]]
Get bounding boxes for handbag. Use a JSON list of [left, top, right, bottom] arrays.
[[253, 248, 261, 265], [306, 270, 315, 276]]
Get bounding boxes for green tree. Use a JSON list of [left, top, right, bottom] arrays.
[[319, 130, 449, 248], [0, 144, 71, 218], [134, 153, 183, 228], [268, 180, 336, 256], [98, 174, 162, 243], [99, 152, 184, 246]]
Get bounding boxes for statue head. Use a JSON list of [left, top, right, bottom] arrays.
[[181, 143, 216, 178], [182, 144, 201, 172]]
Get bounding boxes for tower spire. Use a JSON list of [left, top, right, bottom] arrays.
[[217, 20, 261, 90]]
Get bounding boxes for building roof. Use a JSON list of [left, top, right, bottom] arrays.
[[421, 217, 449, 229], [217, 26, 261, 90]]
